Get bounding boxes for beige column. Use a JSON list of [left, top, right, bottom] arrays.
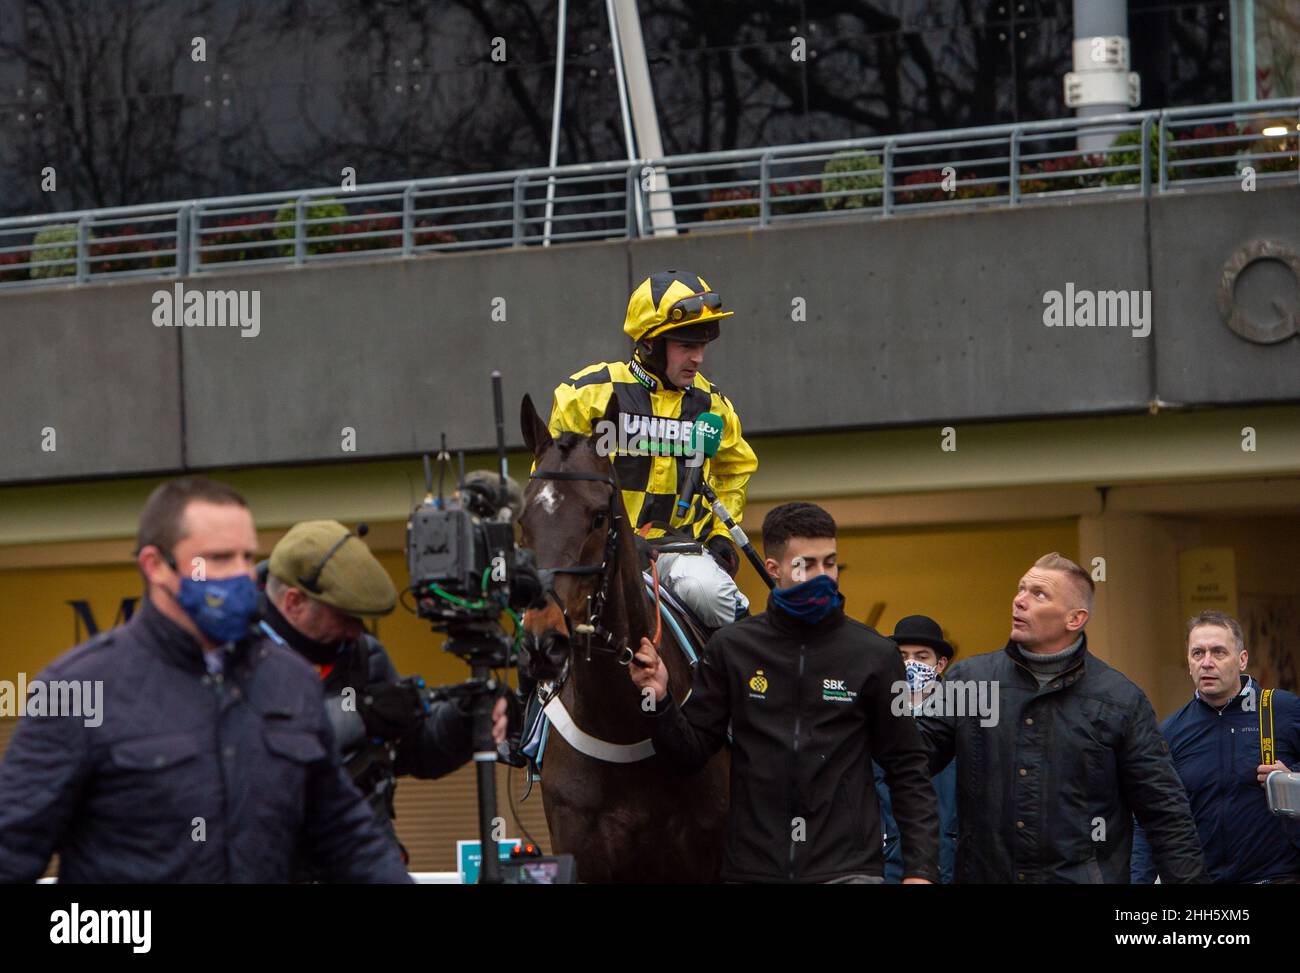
[[1078, 513, 1195, 719]]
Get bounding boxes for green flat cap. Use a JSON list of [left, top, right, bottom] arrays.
[[269, 519, 397, 617]]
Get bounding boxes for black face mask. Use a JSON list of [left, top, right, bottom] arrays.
[[261, 595, 346, 666]]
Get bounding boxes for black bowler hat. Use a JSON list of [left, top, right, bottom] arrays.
[[888, 614, 955, 660]]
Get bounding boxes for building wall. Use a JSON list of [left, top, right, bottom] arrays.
[[2, 185, 1297, 485]]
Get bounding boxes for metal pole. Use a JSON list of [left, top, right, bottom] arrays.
[[513, 175, 526, 247], [190, 203, 202, 274], [610, 0, 676, 236], [472, 666, 503, 884], [175, 205, 190, 278], [1070, 0, 1135, 154], [75, 217, 89, 282], [699, 479, 773, 590], [606, 0, 644, 238], [1229, 0, 1256, 103], [882, 141, 894, 216], [1010, 127, 1021, 204], [542, 0, 568, 247], [401, 184, 415, 255], [294, 196, 306, 265]]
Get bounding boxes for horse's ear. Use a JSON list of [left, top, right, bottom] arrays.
[[521, 393, 553, 458]]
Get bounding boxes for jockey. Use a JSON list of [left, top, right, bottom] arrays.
[[546, 269, 758, 628], [503, 270, 759, 770]]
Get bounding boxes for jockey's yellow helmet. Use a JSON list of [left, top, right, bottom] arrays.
[[622, 270, 733, 344]]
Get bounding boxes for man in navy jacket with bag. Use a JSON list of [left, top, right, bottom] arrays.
[[1132, 610, 1300, 883]]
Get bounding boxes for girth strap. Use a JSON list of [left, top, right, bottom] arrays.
[[542, 695, 656, 763]]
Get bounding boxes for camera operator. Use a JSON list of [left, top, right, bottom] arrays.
[[259, 516, 511, 871]]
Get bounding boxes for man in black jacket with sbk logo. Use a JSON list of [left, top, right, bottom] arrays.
[[917, 552, 1206, 884], [631, 502, 939, 883]]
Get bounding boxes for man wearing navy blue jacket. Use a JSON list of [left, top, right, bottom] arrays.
[[0, 477, 411, 884], [1132, 611, 1300, 883]]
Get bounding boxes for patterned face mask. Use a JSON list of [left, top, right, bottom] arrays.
[[904, 658, 938, 696]]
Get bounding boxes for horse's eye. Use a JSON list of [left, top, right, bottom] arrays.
[[592, 512, 607, 531]]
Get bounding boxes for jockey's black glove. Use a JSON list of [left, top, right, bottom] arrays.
[[705, 535, 740, 578], [359, 678, 428, 740]]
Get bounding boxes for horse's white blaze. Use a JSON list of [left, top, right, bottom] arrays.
[[536, 482, 562, 515]]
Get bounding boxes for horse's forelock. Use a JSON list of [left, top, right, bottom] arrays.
[[553, 431, 588, 460]]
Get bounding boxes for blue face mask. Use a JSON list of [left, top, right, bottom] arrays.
[[770, 574, 844, 625], [176, 574, 260, 645]]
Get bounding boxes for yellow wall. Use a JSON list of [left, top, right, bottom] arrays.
[[0, 550, 484, 689], [732, 519, 1079, 662], [1, 519, 1076, 688], [1193, 516, 1300, 597]]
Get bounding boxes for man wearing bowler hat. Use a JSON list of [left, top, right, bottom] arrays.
[[874, 615, 960, 883], [260, 517, 509, 871]]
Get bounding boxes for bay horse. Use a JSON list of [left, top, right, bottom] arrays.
[[517, 392, 729, 883]]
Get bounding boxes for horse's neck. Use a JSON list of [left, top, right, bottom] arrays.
[[563, 524, 691, 740], [563, 604, 692, 742]]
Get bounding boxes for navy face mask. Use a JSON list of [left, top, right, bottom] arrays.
[[770, 573, 844, 625], [173, 570, 261, 645]]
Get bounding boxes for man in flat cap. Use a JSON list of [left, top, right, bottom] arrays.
[[260, 518, 508, 872]]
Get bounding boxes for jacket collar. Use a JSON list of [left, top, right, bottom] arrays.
[[764, 592, 846, 640], [628, 354, 664, 391], [1194, 673, 1254, 713], [1004, 633, 1089, 690], [132, 591, 254, 675]]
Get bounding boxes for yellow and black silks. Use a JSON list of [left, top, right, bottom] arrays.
[[546, 358, 757, 544]]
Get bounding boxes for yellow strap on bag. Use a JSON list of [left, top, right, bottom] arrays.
[[1260, 688, 1275, 765]]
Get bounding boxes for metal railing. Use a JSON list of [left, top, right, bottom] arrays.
[[0, 98, 1295, 291]]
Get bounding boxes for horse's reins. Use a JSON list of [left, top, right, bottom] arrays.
[[524, 467, 679, 768], [527, 467, 659, 666]]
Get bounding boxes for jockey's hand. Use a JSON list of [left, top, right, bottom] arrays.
[[630, 636, 669, 707]]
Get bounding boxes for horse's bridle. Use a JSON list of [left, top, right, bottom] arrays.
[[526, 468, 631, 664]]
